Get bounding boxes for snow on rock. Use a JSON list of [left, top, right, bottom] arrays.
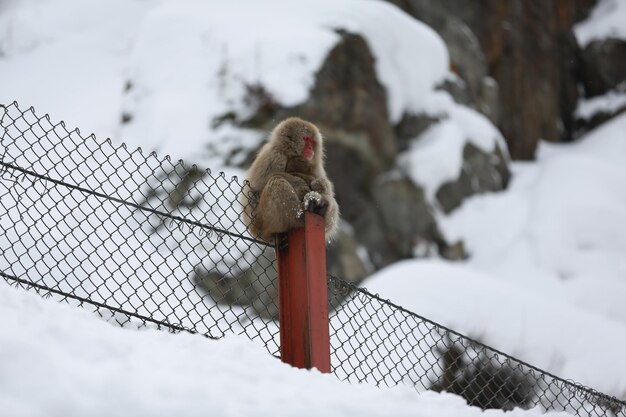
[[575, 90, 626, 120], [0, 283, 570, 417], [120, 0, 336, 162], [398, 93, 507, 202], [0, 0, 448, 165], [122, 0, 448, 162], [574, 0, 626, 47], [398, 113, 465, 202]]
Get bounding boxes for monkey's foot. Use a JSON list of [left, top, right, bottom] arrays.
[[304, 191, 328, 216]]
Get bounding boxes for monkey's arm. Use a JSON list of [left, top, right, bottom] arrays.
[[308, 177, 339, 240], [310, 177, 332, 195], [247, 146, 288, 193]]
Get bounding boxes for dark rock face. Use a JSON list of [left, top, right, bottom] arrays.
[[298, 32, 485, 267], [474, 1, 583, 158], [323, 139, 399, 269], [394, 113, 440, 153], [371, 176, 441, 259], [387, 0, 500, 126], [326, 228, 370, 288], [295, 31, 397, 167], [436, 143, 510, 214], [580, 38, 626, 96], [388, 0, 598, 160]]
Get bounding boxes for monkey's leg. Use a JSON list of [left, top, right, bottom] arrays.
[[274, 172, 311, 202], [258, 176, 304, 240]]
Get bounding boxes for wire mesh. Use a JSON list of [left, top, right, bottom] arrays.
[[1, 102, 624, 416], [328, 276, 625, 416]]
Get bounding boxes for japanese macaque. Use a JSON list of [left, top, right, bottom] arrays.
[[242, 117, 339, 242]]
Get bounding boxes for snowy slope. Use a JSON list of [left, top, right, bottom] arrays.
[[0, 284, 571, 417]]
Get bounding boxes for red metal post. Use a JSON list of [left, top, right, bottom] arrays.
[[276, 211, 331, 373]]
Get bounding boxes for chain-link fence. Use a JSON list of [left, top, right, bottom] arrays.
[[1, 102, 624, 417]]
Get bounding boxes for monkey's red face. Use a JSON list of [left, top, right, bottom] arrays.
[[303, 136, 315, 160]]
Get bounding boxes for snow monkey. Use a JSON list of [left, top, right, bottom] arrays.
[[242, 117, 339, 242]]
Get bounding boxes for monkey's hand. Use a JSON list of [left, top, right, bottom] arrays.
[[310, 178, 331, 195], [303, 191, 329, 216]]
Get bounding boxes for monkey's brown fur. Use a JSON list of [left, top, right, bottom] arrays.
[[242, 117, 339, 242]]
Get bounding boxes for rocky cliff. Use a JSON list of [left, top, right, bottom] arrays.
[[388, 0, 625, 159]]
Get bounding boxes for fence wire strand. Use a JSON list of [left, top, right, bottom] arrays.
[[1, 101, 624, 416]]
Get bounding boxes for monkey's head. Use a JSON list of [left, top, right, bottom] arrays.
[[271, 117, 323, 162]]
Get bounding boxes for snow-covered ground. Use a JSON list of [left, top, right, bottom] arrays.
[[1, 283, 573, 417]]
